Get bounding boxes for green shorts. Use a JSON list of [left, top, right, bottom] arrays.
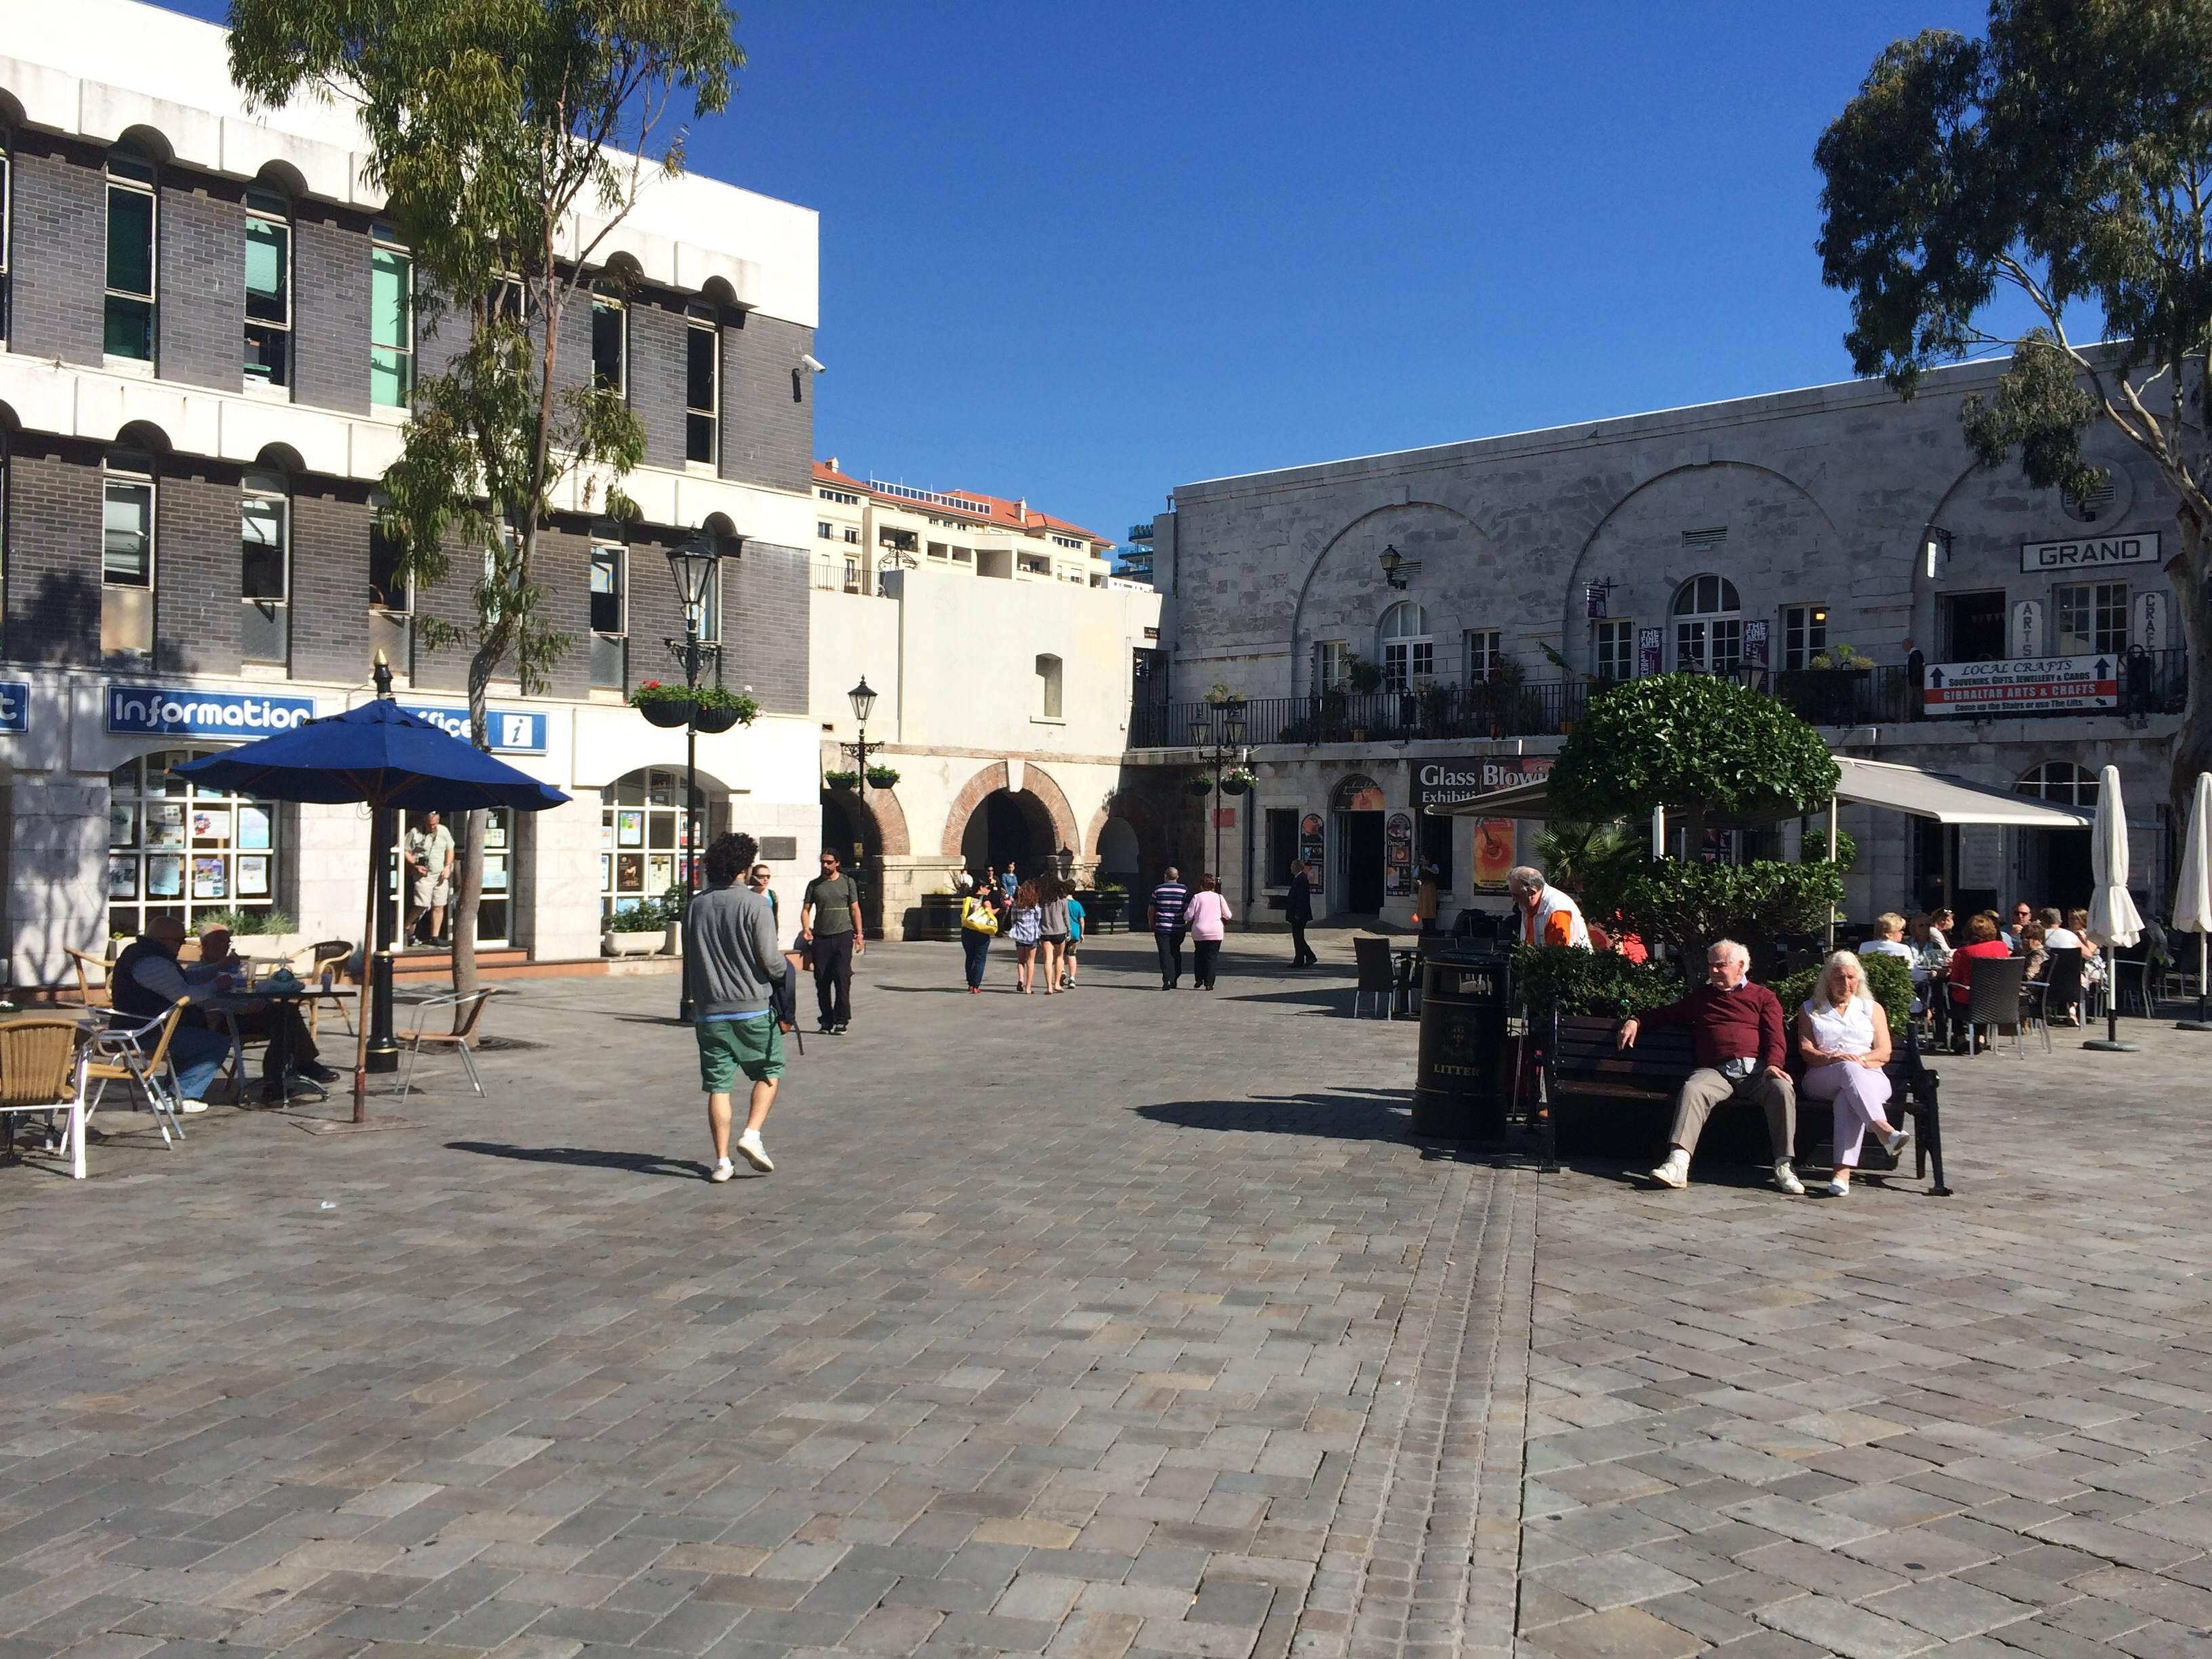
[[696, 1016, 785, 1091]]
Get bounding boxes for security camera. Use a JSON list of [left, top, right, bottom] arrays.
[[800, 352, 826, 374]]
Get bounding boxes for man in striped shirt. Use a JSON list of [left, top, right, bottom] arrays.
[[1149, 867, 1191, 989]]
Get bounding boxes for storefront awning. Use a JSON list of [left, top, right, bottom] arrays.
[[1430, 754, 2097, 830]]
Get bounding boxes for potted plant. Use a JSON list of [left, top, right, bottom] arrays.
[[864, 765, 901, 790], [1187, 775, 1216, 798], [630, 680, 696, 729], [690, 684, 761, 734], [602, 898, 667, 956], [823, 769, 861, 791], [1087, 880, 1128, 930], [1219, 765, 1256, 797], [1204, 682, 1235, 704], [1780, 643, 1876, 726]]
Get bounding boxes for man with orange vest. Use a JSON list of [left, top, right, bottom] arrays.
[[1509, 865, 1591, 949]]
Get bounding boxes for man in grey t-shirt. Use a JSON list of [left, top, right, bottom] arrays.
[[691, 831, 788, 1181], [800, 848, 865, 1033]]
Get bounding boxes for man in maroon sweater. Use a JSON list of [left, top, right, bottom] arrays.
[[1618, 939, 1803, 1194]]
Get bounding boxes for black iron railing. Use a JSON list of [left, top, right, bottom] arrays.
[[1126, 649, 2190, 749]]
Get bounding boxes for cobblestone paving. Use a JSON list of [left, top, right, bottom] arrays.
[[1, 937, 2208, 1659]]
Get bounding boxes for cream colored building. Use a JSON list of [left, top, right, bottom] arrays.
[[806, 466, 1162, 936]]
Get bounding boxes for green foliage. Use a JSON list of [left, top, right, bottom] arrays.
[[1769, 951, 1914, 1033], [200, 908, 298, 937], [1551, 675, 1839, 834], [823, 771, 861, 790], [1534, 821, 1643, 897], [863, 766, 901, 788], [695, 684, 760, 722], [629, 680, 691, 705], [1343, 653, 1385, 695], [1609, 859, 1847, 964], [607, 899, 670, 933], [1511, 944, 1683, 1021]]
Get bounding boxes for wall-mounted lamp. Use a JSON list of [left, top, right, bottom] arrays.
[[1379, 544, 1407, 590], [1921, 525, 1954, 580]]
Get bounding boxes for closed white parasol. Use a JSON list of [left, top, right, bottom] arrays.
[[2085, 764, 2144, 1052]]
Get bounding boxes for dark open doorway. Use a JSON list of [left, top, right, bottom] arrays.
[[1340, 811, 1385, 913], [819, 790, 884, 937], [1942, 591, 2009, 662]]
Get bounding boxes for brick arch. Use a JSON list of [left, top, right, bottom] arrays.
[[1017, 764, 1082, 855], [941, 762, 1011, 857], [854, 784, 912, 857]]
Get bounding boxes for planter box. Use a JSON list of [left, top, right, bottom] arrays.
[[603, 931, 663, 956], [1080, 890, 1128, 933], [907, 896, 963, 943]]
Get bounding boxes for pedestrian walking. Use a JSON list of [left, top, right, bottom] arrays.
[[959, 877, 999, 992], [1149, 865, 1190, 988], [1184, 874, 1233, 989], [799, 848, 864, 1033], [1414, 863, 1440, 935], [1286, 859, 1318, 966], [1796, 949, 1908, 1197], [404, 809, 456, 945], [1036, 875, 1071, 996], [1008, 880, 1043, 993], [1062, 887, 1087, 989], [689, 832, 787, 1181]]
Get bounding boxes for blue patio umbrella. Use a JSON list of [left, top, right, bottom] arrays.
[[173, 695, 570, 1122]]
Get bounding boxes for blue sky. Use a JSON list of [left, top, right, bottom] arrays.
[[162, 1, 1994, 546]]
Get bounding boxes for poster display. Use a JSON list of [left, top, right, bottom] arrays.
[[149, 804, 186, 848], [1299, 813, 1325, 896], [108, 857, 138, 899], [109, 803, 138, 848], [1637, 626, 1664, 676], [192, 809, 229, 846], [1385, 811, 1415, 897], [238, 806, 271, 851], [617, 852, 644, 891], [191, 857, 228, 900], [237, 855, 270, 897], [617, 809, 644, 848], [484, 853, 509, 893]]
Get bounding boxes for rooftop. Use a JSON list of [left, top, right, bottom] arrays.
[[813, 460, 1109, 548]]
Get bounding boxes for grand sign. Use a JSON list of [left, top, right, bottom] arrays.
[[1923, 655, 2118, 718], [2020, 531, 2160, 573], [106, 686, 316, 738]]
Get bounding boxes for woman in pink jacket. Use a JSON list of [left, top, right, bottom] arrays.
[[1183, 873, 1233, 990]]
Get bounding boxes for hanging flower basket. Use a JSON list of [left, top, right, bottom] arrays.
[[690, 686, 761, 734], [864, 767, 901, 790], [1219, 766, 1256, 798], [824, 771, 861, 791], [630, 681, 695, 729], [1187, 777, 1216, 798], [692, 703, 743, 733]]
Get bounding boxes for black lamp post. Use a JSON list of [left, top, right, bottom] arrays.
[[1189, 699, 1248, 879], [664, 535, 724, 1022], [840, 676, 879, 930], [1380, 544, 1408, 590], [365, 651, 401, 1073]]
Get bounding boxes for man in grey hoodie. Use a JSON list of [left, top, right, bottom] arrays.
[[690, 831, 789, 1181]]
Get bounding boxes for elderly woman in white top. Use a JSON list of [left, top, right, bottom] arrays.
[[1796, 950, 1910, 1197]]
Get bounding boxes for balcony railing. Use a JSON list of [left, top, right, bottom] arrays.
[[1126, 650, 2190, 750]]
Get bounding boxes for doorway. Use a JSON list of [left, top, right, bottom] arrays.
[[1338, 813, 1385, 912], [1942, 591, 2009, 662], [2017, 829, 2093, 914]]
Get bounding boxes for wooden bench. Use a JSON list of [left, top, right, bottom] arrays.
[[1532, 1012, 1950, 1194]]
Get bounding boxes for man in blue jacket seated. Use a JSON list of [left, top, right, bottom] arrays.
[[689, 831, 790, 1183]]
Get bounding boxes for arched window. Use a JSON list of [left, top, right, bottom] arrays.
[[108, 749, 282, 937], [243, 187, 292, 390], [1672, 574, 1742, 674], [104, 146, 157, 363], [1035, 652, 1063, 719], [1378, 601, 1431, 691], [602, 766, 730, 921], [2016, 761, 2099, 808], [241, 468, 289, 665]]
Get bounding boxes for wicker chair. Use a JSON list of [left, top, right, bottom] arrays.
[[0, 1018, 89, 1179], [1957, 956, 2028, 1057], [64, 949, 114, 1009], [306, 940, 355, 1038]]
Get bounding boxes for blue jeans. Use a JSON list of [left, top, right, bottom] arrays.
[[165, 1026, 231, 1102], [961, 928, 991, 987]]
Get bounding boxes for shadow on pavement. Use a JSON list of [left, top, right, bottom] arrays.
[[445, 1139, 710, 1181]]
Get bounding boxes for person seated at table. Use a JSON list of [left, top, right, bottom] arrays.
[[1797, 949, 1908, 1197], [1906, 912, 1950, 974], [1927, 907, 1957, 952], [2038, 906, 2081, 951], [2018, 921, 2049, 984], [107, 915, 237, 1113], [1618, 939, 1803, 1196], [1858, 912, 1922, 1010], [191, 926, 340, 1101], [1945, 912, 2014, 1049]]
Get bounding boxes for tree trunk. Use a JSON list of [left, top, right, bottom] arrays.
[[2171, 514, 2212, 915], [447, 640, 498, 1023]]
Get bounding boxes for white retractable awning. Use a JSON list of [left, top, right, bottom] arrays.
[[1431, 754, 2095, 830]]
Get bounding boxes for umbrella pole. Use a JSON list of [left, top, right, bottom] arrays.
[[2182, 931, 2212, 1033], [353, 828, 377, 1123]]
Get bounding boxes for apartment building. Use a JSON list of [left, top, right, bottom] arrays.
[[808, 461, 1117, 595], [0, 0, 825, 983]]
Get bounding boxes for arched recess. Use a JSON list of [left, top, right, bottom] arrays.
[[1557, 459, 1847, 676], [1288, 500, 1493, 699], [251, 159, 310, 201], [941, 761, 1080, 878]]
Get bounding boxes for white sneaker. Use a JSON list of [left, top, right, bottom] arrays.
[[176, 1099, 210, 1115], [736, 1129, 774, 1172], [1774, 1161, 1805, 1195], [1881, 1127, 1910, 1157], [1646, 1153, 1688, 1189], [709, 1158, 734, 1183], [1823, 1179, 1850, 1197]]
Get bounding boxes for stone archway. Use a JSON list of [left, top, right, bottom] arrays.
[[942, 761, 1080, 882]]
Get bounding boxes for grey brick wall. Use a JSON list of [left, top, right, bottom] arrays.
[[622, 525, 806, 715], [406, 533, 480, 695], [720, 311, 813, 494], [628, 298, 689, 472], [293, 207, 371, 415], [153, 462, 241, 676], [10, 136, 105, 365], [157, 178, 243, 394], [289, 485, 375, 684], [4, 439, 101, 663], [534, 523, 594, 700]]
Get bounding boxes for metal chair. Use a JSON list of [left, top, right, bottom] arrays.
[[82, 998, 192, 1147], [64, 949, 114, 1009], [1958, 956, 2028, 1057], [1351, 937, 1398, 1019], [398, 989, 497, 1106], [2034, 948, 2085, 1033], [0, 1018, 91, 1179]]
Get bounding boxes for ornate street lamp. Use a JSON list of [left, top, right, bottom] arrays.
[[839, 676, 880, 930], [662, 534, 724, 1022], [1380, 544, 1408, 590]]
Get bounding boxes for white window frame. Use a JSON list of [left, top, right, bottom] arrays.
[[240, 470, 290, 663], [0, 141, 12, 347], [590, 289, 627, 398], [1464, 628, 1502, 682], [1781, 602, 1828, 671], [589, 543, 627, 638], [1317, 638, 1349, 693], [369, 224, 414, 409], [2055, 581, 2127, 657], [104, 150, 158, 371], [684, 304, 718, 469], [817, 520, 835, 540], [1671, 573, 1742, 674], [1595, 617, 1634, 682], [1378, 601, 1432, 691], [102, 455, 156, 657], [243, 187, 292, 394]]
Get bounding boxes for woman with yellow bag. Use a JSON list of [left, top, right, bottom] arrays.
[[958, 872, 1000, 994]]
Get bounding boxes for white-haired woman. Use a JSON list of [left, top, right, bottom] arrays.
[[1796, 950, 1908, 1196]]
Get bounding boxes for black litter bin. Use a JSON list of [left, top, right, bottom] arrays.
[[1410, 949, 1517, 1141]]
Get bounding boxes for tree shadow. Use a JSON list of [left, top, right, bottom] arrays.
[[1135, 1087, 1517, 1164], [444, 1140, 726, 1181]]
